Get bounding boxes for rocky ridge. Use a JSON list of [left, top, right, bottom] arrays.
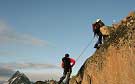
[[70, 11, 135, 84]]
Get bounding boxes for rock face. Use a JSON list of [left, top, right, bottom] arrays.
[[34, 80, 57, 84], [34, 81, 46, 84], [8, 71, 31, 84], [70, 11, 135, 84]]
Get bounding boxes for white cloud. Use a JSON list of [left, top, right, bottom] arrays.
[[16, 34, 50, 46], [0, 62, 61, 81], [25, 71, 61, 81], [0, 76, 9, 81], [0, 20, 52, 47], [0, 51, 16, 56], [0, 62, 60, 70], [0, 20, 9, 33], [0, 20, 58, 81], [0, 67, 14, 78]]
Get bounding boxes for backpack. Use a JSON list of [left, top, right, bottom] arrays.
[[62, 57, 71, 68], [92, 21, 105, 35], [92, 22, 100, 31]]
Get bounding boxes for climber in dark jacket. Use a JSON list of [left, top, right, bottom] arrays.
[[92, 19, 105, 48], [58, 53, 75, 84]]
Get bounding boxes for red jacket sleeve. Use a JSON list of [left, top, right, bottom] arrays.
[[70, 58, 76, 67], [61, 62, 64, 68]]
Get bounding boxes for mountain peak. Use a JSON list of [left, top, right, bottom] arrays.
[[8, 71, 31, 84]]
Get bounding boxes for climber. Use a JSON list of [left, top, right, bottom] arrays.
[[58, 53, 76, 84], [92, 19, 105, 48]]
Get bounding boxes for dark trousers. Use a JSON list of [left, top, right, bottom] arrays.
[[97, 33, 102, 44], [58, 68, 72, 84], [94, 32, 103, 48]]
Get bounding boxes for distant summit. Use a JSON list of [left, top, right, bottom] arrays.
[[8, 71, 31, 84], [8, 71, 58, 84], [70, 11, 135, 84]]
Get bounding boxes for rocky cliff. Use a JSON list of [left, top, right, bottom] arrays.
[[70, 11, 135, 84]]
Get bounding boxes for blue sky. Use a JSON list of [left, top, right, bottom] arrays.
[[0, 0, 134, 81]]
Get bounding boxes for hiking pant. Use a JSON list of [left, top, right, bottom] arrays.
[[94, 32, 103, 48], [97, 32, 102, 44], [58, 68, 72, 84]]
